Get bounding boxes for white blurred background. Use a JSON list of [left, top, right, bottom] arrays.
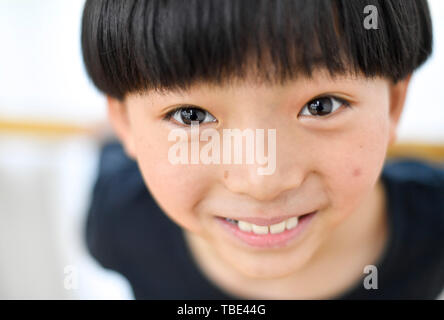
[[0, 0, 443, 299]]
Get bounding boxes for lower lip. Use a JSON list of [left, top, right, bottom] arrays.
[[215, 212, 317, 249]]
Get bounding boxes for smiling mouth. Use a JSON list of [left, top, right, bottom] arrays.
[[216, 212, 316, 235]]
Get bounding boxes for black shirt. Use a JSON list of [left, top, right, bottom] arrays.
[[84, 140, 444, 299]]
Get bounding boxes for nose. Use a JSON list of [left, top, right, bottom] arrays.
[[223, 158, 305, 203]]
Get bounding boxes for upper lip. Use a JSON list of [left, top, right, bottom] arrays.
[[220, 211, 316, 226]]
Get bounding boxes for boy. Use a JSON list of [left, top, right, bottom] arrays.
[[82, 0, 444, 299]]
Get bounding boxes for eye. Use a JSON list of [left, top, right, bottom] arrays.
[[163, 105, 217, 126], [299, 96, 350, 117]]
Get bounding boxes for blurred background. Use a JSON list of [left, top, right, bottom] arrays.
[[0, 0, 443, 299]]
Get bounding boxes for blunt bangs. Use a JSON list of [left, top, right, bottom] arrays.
[[81, 0, 433, 100]]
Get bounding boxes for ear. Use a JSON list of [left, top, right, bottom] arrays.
[[106, 95, 137, 159], [388, 74, 412, 146]]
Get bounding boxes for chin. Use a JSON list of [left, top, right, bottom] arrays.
[[223, 244, 316, 280], [233, 260, 303, 280]]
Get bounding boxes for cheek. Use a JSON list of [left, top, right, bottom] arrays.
[[314, 112, 390, 220], [133, 135, 213, 233]]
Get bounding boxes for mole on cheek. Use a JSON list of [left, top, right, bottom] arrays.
[[353, 168, 361, 177], [224, 170, 229, 179]]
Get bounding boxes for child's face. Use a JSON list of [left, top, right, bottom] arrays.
[[108, 70, 410, 279]]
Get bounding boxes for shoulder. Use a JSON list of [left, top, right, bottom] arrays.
[[381, 157, 444, 231], [90, 140, 148, 210], [85, 140, 174, 270], [380, 158, 444, 298], [381, 157, 444, 203], [382, 157, 444, 186], [381, 157, 444, 243]]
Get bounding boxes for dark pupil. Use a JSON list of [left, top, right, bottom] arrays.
[[308, 98, 332, 116], [180, 108, 206, 124]]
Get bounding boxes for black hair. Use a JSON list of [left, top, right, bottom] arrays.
[[81, 0, 433, 101]]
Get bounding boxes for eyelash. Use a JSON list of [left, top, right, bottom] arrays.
[[300, 95, 351, 118], [163, 105, 216, 126], [162, 95, 351, 126]]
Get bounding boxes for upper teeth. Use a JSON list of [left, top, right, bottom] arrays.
[[233, 217, 299, 235]]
